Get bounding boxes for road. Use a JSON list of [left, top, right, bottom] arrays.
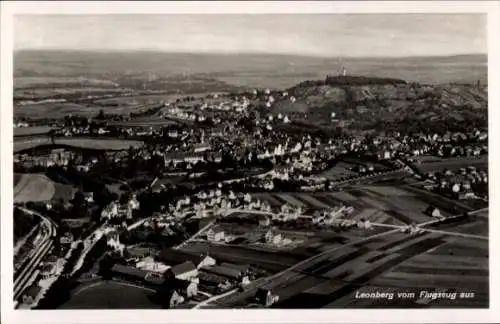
[[192, 288, 239, 309], [225, 208, 406, 230], [174, 217, 216, 250], [14, 208, 58, 301]]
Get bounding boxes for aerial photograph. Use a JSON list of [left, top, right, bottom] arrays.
[[12, 13, 488, 309]]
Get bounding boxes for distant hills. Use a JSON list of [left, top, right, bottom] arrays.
[[14, 50, 487, 89]]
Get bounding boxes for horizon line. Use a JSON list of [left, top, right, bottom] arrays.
[[13, 48, 487, 60]]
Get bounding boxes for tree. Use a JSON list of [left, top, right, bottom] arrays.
[[96, 109, 105, 120]]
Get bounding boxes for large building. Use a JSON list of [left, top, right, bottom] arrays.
[[156, 249, 216, 269]]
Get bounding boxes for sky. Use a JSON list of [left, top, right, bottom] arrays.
[[14, 14, 486, 57]]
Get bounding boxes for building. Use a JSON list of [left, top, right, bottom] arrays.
[[220, 262, 251, 275], [110, 264, 148, 283], [127, 246, 157, 260], [206, 226, 225, 242], [265, 229, 283, 245], [425, 206, 442, 218], [199, 271, 231, 287], [60, 232, 74, 245], [144, 271, 167, 285], [202, 265, 243, 281], [137, 256, 170, 274], [258, 215, 271, 227], [169, 261, 198, 281], [166, 290, 185, 308], [156, 249, 216, 269], [22, 285, 43, 304], [173, 278, 199, 298], [193, 143, 211, 153], [40, 262, 57, 280], [255, 288, 279, 307]]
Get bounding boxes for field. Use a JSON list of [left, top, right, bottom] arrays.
[[14, 137, 53, 152], [215, 213, 488, 309], [14, 126, 54, 137], [180, 242, 303, 272], [60, 280, 160, 309], [93, 94, 180, 106], [251, 188, 437, 226], [364, 237, 489, 308], [319, 162, 359, 180], [107, 118, 178, 127], [14, 173, 78, 203], [53, 138, 144, 150], [185, 185, 454, 276], [14, 173, 56, 203], [415, 156, 488, 174], [14, 137, 144, 152], [14, 76, 119, 89], [14, 102, 103, 119]]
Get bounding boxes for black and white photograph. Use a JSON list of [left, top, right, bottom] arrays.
[[1, 1, 498, 322]]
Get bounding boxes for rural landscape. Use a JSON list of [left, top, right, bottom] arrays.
[[12, 13, 489, 310]]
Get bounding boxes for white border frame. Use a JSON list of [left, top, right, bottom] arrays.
[[1, 1, 499, 324]]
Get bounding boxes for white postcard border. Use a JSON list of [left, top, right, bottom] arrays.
[[1, 1, 499, 324]]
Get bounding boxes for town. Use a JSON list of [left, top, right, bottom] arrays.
[[11, 13, 489, 311]]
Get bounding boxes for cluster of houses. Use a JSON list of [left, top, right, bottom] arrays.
[[101, 195, 140, 220], [15, 148, 75, 168], [311, 205, 356, 226], [425, 166, 488, 200], [106, 247, 255, 308], [372, 130, 487, 162]]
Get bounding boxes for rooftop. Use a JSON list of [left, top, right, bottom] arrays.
[[171, 261, 197, 276], [111, 263, 149, 279], [157, 248, 209, 266]]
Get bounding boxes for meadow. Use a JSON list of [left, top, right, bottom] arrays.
[[54, 138, 144, 150]]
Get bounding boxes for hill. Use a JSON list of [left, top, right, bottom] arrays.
[[14, 51, 487, 88], [266, 75, 487, 133]]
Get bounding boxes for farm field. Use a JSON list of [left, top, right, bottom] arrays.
[[14, 173, 77, 203], [95, 92, 216, 107], [415, 156, 488, 173], [60, 280, 160, 309], [14, 126, 54, 137], [319, 162, 359, 180], [210, 192, 489, 309], [14, 137, 53, 152], [54, 138, 144, 150], [14, 137, 144, 152], [14, 102, 102, 119], [413, 155, 444, 164], [261, 230, 488, 309], [108, 118, 178, 127], [180, 242, 303, 272], [93, 95, 164, 106], [14, 173, 55, 203], [366, 237, 488, 307], [250, 187, 436, 226], [217, 210, 394, 255], [14, 76, 119, 88]]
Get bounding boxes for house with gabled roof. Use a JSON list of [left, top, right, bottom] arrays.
[[168, 261, 198, 281], [156, 248, 216, 269]]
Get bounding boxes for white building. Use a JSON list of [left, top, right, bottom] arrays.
[[206, 226, 225, 242]]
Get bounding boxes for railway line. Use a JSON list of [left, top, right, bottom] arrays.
[[14, 207, 58, 303]]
